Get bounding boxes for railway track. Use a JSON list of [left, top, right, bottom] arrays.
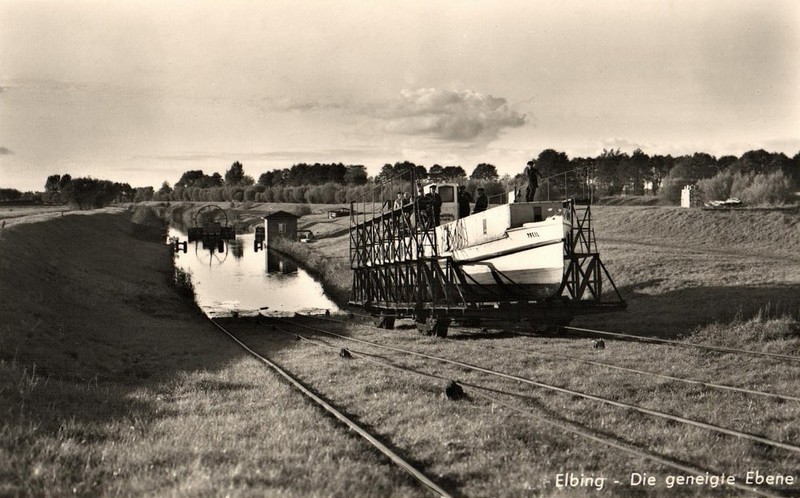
[[561, 325, 800, 363], [208, 318, 453, 498], [272, 313, 800, 497], [320, 313, 800, 403]]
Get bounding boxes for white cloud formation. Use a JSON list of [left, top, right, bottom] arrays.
[[255, 96, 348, 112], [373, 88, 527, 142]]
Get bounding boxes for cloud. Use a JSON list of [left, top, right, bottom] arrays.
[[372, 88, 527, 142], [255, 96, 348, 112], [0, 147, 12, 155]]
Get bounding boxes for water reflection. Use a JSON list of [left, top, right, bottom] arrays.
[[169, 228, 339, 317], [229, 239, 244, 260], [266, 251, 297, 274]]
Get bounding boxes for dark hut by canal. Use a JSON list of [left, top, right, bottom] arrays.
[[263, 210, 300, 246]]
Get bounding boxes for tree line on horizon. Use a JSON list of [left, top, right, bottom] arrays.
[[2, 148, 798, 208]]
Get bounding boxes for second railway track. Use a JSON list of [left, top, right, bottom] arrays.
[[259, 313, 799, 497]]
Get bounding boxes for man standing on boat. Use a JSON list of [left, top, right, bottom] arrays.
[[525, 160, 543, 202], [416, 185, 431, 228], [457, 185, 472, 218], [430, 185, 442, 226], [473, 187, 488, 213]]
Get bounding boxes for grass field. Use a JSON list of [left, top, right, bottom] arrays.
[[1, 202, 799, 497]]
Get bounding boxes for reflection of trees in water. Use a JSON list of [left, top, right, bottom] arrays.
[[266, 250, 297, 274]]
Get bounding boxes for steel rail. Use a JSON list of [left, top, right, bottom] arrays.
[[287, 315, 800, 456], [274, 323, 786, 498], [320, 314, 800, 402], [208, 318, 454, 498], [448, 328, 800, 403], [342, 314, 800, 401], [346, 312, 800, 364], [563, 326, 800, 363]]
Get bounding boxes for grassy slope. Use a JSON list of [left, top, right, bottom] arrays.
[[0, 209, 422, 496], [583, 206, 800, 335]]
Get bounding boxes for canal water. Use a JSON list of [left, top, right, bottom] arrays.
[[169, 228, 339, 317]]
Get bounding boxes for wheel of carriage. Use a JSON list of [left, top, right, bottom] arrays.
[[415, 317, 450, 338], [433, 319, 451, 338], [454, 317, 481, 327], [373, 315, 396, 329], [529, 316, 572, 334]]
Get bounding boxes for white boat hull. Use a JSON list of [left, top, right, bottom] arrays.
[[436, 205, 567, 299]]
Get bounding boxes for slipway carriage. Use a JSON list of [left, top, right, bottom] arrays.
[[348, 172, 625, 337]]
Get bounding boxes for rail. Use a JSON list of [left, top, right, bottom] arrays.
[[281, 314, 792, 498], [208, 317, 454, 498], [287, 315, 800, 455]]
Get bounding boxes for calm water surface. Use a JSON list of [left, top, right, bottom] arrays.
[[169, 228, 339, 317]]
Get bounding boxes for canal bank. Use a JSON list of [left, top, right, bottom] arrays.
[[0, 206, 231, 380]]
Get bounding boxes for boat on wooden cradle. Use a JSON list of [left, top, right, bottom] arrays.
[[434, 200, 567, 300], [348, 178, 624, 333]]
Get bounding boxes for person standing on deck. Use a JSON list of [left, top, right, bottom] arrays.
[[416, 185, 431, 228], [457, 185, 472, 218], [393, 192, 404, 210], [525, 160, 543, 202], [429, 185, 442, 226], [473, 187, 488, 213]]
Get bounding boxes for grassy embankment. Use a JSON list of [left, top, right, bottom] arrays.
[[0, 207, 424, 496]]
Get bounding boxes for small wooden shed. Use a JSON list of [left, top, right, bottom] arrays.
[[263, 211, 300, 246]]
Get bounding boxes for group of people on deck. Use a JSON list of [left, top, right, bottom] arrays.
[[456, 185, 488, 218], [390, 160, 542, 229], [393, 185, 489, 229]]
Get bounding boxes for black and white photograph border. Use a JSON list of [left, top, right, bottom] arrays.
[[1, 1, 799, 497]]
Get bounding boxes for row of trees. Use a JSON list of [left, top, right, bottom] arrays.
[[42, 174, 141, 208], [520, 148, 799, 204], [156, 149, 797, 205], [150, 178, 512, 205], [149, 161, 503, 203], [11, 148, 799, 209]]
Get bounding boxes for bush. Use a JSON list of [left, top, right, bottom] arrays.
[[292, 205, 313, 216], [130, 205, 163, 227], [697, 170, 735, 201], [733, 171, 793, 205], [657, 176, 686, 205], [172, 267, 195, 300], [692, 167, 795, 206]]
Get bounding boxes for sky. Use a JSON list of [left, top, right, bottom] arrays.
[[1, 0, 799, 191]]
